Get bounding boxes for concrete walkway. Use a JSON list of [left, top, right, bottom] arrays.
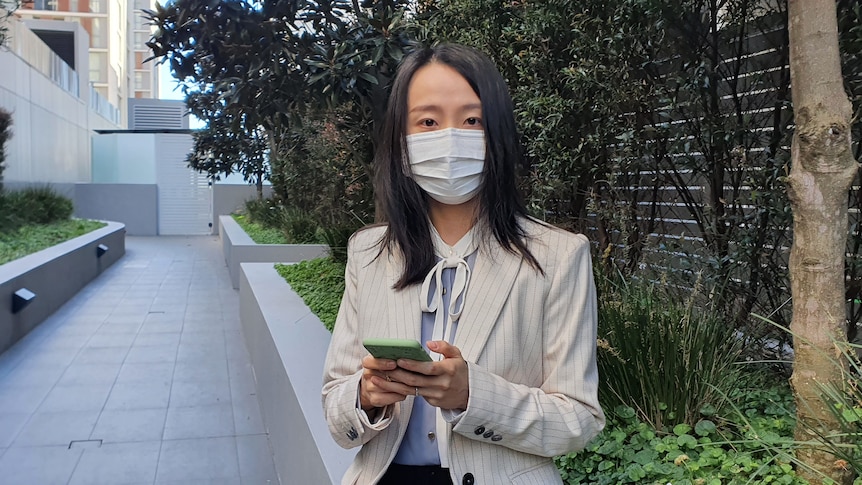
[[0, 236, 279, 485]]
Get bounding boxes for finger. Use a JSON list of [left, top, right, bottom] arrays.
[[427, 340, 462, 360], [394, 358, 435, 375], [371, 375, 418, 396], [362, 355, 397, 371]]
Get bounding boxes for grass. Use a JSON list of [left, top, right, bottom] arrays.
[[0, 219, 107, 265], [232, 213, 290, 244]]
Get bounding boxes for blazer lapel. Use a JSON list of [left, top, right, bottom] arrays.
[[455, 244, 523, 363]]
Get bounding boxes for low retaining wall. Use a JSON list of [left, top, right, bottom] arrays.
[[0, 221, 125, 353], [239, 262, 357, 485], [219, 215, 329, 289]]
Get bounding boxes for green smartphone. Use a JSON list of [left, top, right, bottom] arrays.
[[362, 338, 432, 362]]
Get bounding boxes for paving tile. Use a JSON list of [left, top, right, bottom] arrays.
[[104, 381, 171, 410], [0, 362, 66, 389], [38, 333, 92, 350], [170, 378, 232, 407], [36, 384, 113, 412], [155, 437, 239, 482], [13, 410, 100, 447], [19, 347, 79, 367], [163, 403, 235, 440], [177, 342, 227, 363], [236, 434, 279, 484], [0, 445, 83, 485], [0, 413, 29, 447], [125, 344, 178, 364], [232, 394, 266, 436], [174, 360, 229, 383], [0, 384, 52, 414], [116, 362, 175, 386], [97, 321, 144, 335], [86, 332, 137, 348], [91, 408, 167, 443], [132, 332, 181, 348], [156, 478, 241, 485], [57, 362, 122, 386], [68, 440, 160, 485], [139, 319, 184, 334], [73, 346, 130, 364]]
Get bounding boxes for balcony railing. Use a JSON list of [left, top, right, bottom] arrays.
[[8, 20, 79, 96], [89, 84, 120, 124]]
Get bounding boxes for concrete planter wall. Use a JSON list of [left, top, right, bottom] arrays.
[[240, 262, 357, 485], [219, 215, 329, 289], [0, 221, 125, 353]]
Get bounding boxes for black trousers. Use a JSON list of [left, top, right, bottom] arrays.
[[379, 463, 454, 485]]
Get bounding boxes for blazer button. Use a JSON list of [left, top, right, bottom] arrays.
[[483, 430, 494, 439], [491, 434, 502, 441], [462, 472, 475, 485], [473, 426, 485, 435]]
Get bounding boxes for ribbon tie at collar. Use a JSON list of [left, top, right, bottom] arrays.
[[420, 224, 478, 361]]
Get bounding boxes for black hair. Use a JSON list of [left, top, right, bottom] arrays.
[[374, 43, 542, 289]]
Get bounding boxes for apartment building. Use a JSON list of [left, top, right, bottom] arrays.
[[18, 0, 160, 127]]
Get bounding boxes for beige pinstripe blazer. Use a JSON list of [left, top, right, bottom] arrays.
[[322, 218, 605, 485]]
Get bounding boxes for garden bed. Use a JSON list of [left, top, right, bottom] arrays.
[[239, 262, 357, 485], [219, 215, 329, 288], [0, 221, 125, 354]]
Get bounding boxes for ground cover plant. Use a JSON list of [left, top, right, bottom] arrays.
[[275, 258, 345, 331], [231, 213, 289, 245], [0, 219, 106, 265], [0, 187, 106, 265]]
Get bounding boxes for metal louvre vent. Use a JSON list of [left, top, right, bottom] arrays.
[[131, 104, 185, 130]]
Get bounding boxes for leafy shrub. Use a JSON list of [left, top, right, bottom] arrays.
[[243, 197, 284, 229], [279, 208, 320, 244], [596, 274, 745, 430], [0, 186, 73, 232], [318, 225, 358, 264], [275, 258, 346, 331]]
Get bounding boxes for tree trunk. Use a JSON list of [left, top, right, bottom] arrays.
[[786, 1, 857, 483]]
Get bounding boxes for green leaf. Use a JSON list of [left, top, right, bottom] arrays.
[[694, 419, 716, 436], [673, 423, 692, 436], [677, 434, 698, 449]]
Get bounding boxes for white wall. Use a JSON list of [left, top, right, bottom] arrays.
[[0, 20, 121, 185], [92, 133, 157, 183]]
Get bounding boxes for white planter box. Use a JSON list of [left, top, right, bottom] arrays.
[[240, 262, 357, 485], [219, 215, 329, 289]]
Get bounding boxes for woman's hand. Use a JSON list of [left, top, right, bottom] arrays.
[[359, 356, 404, 413], [387, 340, 470, 410]]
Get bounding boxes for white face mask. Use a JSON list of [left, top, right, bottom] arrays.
[[406, 128, 486, 205]]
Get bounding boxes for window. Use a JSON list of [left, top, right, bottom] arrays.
[[90, 17, 106, 48], [32, 0, 58, 11], [88, 0, 105, 13], [133, 0, 150, 10], [134, 31, 150, 47], [135, 71, 151, 91], [89, 51, 107, 83]]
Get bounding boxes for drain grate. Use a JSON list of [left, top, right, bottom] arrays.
[[68, 439, 102, 450]]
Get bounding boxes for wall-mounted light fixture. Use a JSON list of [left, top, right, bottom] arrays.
[[96, 244, 109, 257], [12, 288, 36, 314]]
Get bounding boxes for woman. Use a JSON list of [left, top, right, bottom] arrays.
[[322, 43, 605, 485]]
